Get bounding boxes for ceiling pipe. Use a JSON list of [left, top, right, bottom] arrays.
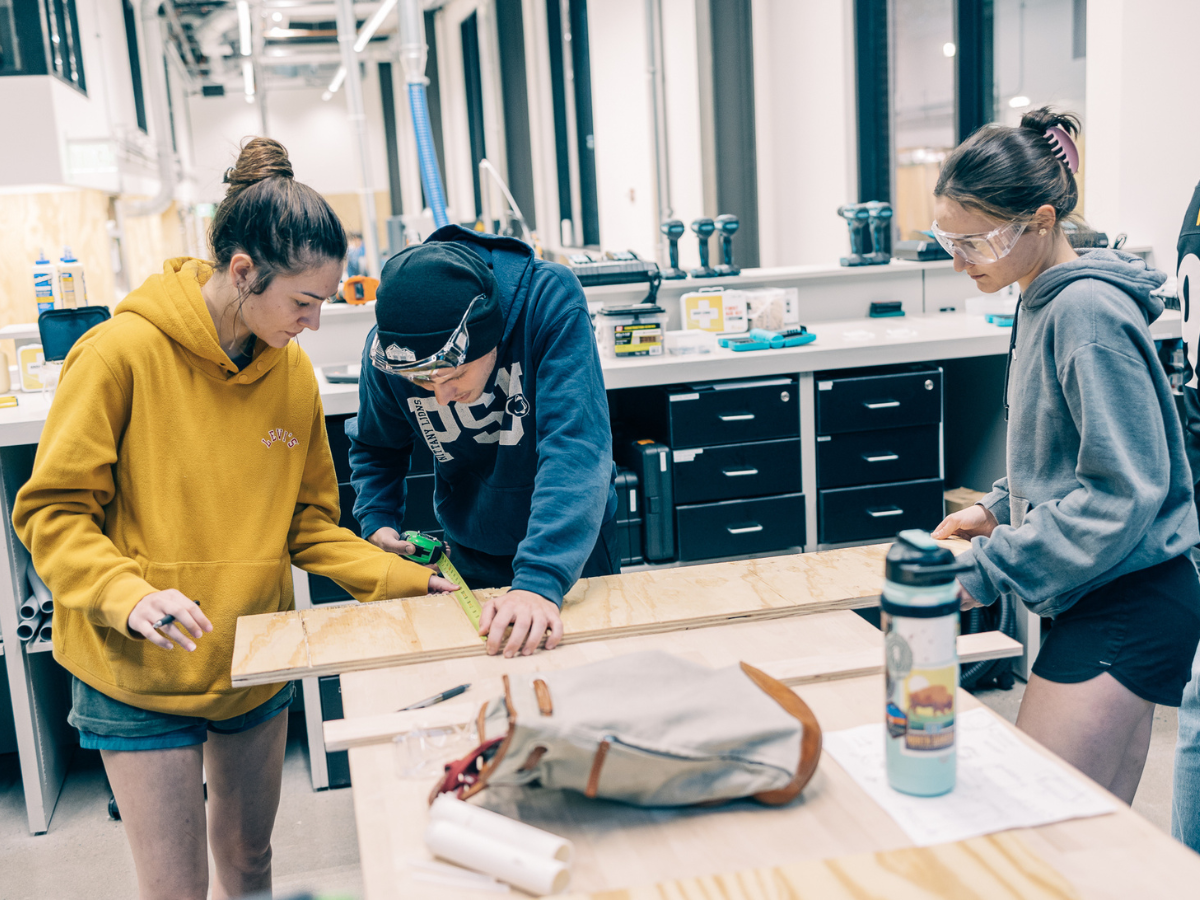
[[124, 0, 179, 218]]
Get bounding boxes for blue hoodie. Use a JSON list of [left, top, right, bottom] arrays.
[[957, 250, 1199, 616], [348, 227, 616, 606]]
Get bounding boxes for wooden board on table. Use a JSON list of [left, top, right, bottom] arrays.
[[323, 619, 1021, 752], [566, 832, 1081, 900], [340, 668, 1200, 900], [232, 542, 953, 686]]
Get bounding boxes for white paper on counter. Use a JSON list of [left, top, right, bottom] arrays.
[[822, 707, 1118, 846]]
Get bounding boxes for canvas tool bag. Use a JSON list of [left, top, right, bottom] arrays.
[[431, 651, 822, 808]]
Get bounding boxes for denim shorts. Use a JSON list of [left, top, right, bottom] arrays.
[[68, 677, 295, 752]]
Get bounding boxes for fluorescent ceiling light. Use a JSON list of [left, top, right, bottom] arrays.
[[329, 65, 347, 93], [243, 59, 255, 98], [272, 11, 283, 22], [1009, 95, 1030, 108], [354, 0, 398, 52], [322, 90, 333, 101], [942, 42, 956, 57], [238, 0, 252, 56]]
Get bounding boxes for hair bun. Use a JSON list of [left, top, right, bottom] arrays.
[[224, 137, 294, 196], [1019, 106, 1080, 139]]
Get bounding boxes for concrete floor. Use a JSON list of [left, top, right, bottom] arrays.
[[0, 685, 1184, 900]]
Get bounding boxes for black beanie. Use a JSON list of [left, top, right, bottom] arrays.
[[374, 242, 504, 364]]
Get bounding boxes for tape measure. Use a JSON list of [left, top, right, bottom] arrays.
[[402, 530, 484, 636]]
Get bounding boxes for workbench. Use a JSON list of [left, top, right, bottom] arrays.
[[0, 257, 1182, 833], [325, 610, 1200, 900]]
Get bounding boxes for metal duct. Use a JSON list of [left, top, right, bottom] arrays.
[[124, 0, 179, 217]]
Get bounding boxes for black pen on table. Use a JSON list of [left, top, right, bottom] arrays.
[[399, 684, 470, 711], [152, 602, 200, 631]]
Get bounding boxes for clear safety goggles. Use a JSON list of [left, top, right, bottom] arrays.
[[369, 295, 480, 382], [930, 220, 1028, 265]]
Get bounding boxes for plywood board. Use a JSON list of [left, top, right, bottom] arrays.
[[567, 832, 1081, 900], [232, 543, 916, 686], [323, 623, 1021, 752]]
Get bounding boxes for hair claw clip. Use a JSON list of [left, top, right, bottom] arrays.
[[1044, 126, 1080, 174]]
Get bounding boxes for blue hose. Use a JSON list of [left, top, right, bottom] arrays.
[[408, 82, 450, 229]]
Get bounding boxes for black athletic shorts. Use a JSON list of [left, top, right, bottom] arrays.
[[1032, 554, 1200, 707]]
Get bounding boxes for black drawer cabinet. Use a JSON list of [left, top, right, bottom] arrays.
[[676, 492, 805, 561], [615, 378, 799, 449], [816, 425, 940, 489], [818, 478, 944, 544], [815, 365, 942, 435], [673, 438, 801, 505], [318, 675, 351, 788]]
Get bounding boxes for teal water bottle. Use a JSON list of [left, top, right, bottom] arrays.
[[883, 530, 970, 796]]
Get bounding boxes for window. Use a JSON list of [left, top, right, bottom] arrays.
[[891, 0, 955, 241], [545, 0, 598, 248], [122, 0, 146, 133], [40, 0, 85, 91], [0, 0, 22, 73], [857, 0, 1086, 244]]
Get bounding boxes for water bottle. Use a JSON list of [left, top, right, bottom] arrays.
[[883, 529, 969, 796]]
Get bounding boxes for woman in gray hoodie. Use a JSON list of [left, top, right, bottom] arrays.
[[931, 108, 1200, 803]]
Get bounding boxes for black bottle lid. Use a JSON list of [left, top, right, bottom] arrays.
[[885, 529, 971, 587]]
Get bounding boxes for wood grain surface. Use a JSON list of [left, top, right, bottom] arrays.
[[337, 665, 1200, 899], [322, 618, 1020, 752], [571, 832, 1081, 900], [232, 543, 912, 686]]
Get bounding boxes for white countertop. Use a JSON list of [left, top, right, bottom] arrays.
[[0, 309, 1181, 446]]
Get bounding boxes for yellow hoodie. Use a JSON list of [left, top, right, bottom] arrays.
[[13, 258, 432, 719]]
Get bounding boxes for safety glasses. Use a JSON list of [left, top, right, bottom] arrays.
[[930, 220, 1028, 266], [369, 295, 481, 382]]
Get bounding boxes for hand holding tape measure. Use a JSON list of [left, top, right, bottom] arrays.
[[400, 530, 563, 657]]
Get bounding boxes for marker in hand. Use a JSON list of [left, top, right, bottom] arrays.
[[153, 601, 200, 631]]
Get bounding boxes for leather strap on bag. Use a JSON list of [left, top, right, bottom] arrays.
[[739, 662, 823, 806]]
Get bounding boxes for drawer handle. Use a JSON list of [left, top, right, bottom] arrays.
[[867, 506, 905, 518], [727, 523, 764, 535], [862, 453, 900, 463], [722, 467, 760, 477], [718, 413, 756, 422], [863, 400, 901, 410]]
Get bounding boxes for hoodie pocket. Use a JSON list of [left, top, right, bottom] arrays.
[[1011, 496, 1031, 529], [103, 557, 292, 696]]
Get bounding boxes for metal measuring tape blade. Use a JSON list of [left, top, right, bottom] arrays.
[[437, 553, 486, 639]]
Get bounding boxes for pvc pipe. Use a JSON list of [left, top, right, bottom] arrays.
[[19, 595, 39, 620], [645, 0, 672, 264], [17, 611, 44, 642], [38, 619, 52, 643], [334, 0, 382, 277], [29, 568, 52, 615]]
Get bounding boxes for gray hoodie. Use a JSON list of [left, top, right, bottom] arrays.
[[957, 250, 1199, 617]]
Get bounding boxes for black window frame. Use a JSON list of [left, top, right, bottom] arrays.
[[39, 0, 85, 92], [122, 0, 146, 133]]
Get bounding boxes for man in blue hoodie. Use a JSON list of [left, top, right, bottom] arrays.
[[346, 226, 618, 657]]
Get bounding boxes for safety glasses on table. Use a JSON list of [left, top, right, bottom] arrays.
[[369, 295, 481, 382], [930, 220, 1028, 265]]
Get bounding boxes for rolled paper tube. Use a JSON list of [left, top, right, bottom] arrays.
[[430, 793, 574, 863], [16, 610, 44, 642], [19, 595, 39, 620], [425, 820, 571, 896], [38, 619, 51, 643]]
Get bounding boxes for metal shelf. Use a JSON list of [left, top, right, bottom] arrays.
[[26, 639, 52, 654]]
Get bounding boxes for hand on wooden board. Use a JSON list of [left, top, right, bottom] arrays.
[[931, 503, 998, 542], [479, 589, 564, 658], [369, 526, 451, 583], [128, 589, 212, 650]]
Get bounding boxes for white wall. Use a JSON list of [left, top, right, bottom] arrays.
[[752, 0, 858, 267], [1086, 0, 1200, 274], [187, 65, 392, 204]]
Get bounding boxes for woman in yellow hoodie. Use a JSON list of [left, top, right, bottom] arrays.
[[13, 138, 450, 900]]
